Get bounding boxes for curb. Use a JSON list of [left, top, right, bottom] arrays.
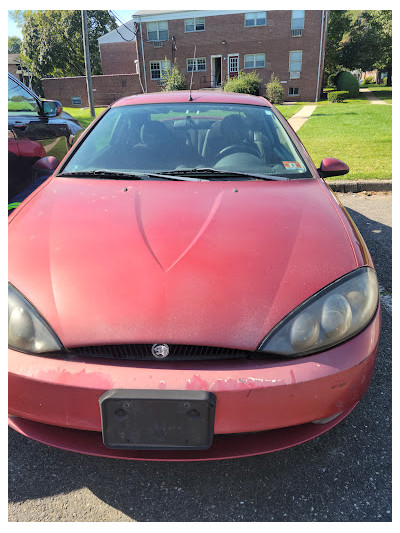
[[326, 180, 392, 193]]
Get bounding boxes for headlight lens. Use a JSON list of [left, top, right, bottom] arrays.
[[8, 284, 63, 354], [258, 267, 379, 357]]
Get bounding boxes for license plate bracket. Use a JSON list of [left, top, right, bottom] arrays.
[[99, 389, 216, 450]]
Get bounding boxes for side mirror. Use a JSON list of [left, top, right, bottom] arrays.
[[318, 158, 349, 178], [42, 100, 63, 117], [32, 156, 60, 180]]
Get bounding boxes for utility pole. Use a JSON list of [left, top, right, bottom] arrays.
[[81, 10, 95, 117]]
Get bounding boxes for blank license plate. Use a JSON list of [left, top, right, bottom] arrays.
[[99, 389, 216, 450]]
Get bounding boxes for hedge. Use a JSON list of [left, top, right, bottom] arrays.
[[335, 71, 359, 97], [327, 91, 350, 103]]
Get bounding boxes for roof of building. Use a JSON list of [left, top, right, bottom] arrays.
[[133, 10, 188, 16], [98, 19, 136, 44]]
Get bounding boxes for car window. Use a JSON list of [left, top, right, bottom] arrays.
[[61, 103, 312, 179], [8, 77, 40, 115]]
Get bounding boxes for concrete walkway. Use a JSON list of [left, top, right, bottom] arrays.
[[287, 105, 317, 131], [359, 88, 388, 104]]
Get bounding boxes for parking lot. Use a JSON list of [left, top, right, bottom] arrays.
[[8, 191, 391, 522]]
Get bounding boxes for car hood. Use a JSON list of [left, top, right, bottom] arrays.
[[9, 177, 363, 351]]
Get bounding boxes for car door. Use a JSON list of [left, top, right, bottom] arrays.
[[8, 75, 71, 201]]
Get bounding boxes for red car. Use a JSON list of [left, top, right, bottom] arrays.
[[8, 91, 380, 461]]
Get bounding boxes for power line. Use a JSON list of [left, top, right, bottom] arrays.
[[109, 10, 136, 41]]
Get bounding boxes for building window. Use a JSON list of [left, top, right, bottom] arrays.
[[150, 60, 171, 80], [185, 17, 205, 32], [187, 57, 206, 72], [245, 12, 267, 27], [288, 87, 299, 96], [147, 21, 169, 41], [289, 50, 302, 79], [291, 11, 305, 31], [244, 54, 266, 69]]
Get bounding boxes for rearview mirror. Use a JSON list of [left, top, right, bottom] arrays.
[[318, 158, 349, 178]]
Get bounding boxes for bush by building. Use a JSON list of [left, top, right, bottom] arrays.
[[161, 60, 188, 91], [265, 73, 284, 104], [362, 75, 375, 85], [223, 71, 261, 95]]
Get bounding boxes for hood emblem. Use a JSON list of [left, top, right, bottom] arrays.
[[151, 343, 170, 359]]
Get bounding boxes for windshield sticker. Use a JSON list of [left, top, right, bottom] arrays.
[[282, 161, 302, 169]]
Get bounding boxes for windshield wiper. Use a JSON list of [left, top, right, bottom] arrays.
[[156, 168, 289, 181], [57, 170, 207, 182], [58, 170, 144, 179]]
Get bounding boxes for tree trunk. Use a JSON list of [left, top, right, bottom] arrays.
[[386, 66, 392, 87]]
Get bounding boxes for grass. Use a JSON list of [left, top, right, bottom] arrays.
[[63, 106, 107, 128], [275, 104, 303, 119], [297, 102, 392, 181]]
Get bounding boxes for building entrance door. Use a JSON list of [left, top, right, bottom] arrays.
[[228, 55, 239, 78], [211, 55, 222, 87]]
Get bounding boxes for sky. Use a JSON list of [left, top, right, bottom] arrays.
[[8, 10, 138, 39]]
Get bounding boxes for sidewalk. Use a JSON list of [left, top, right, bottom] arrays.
[[287, 105, 317, 131], [359, 88, 388, 104]]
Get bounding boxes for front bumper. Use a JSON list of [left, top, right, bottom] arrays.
[[8, 310, 380, 460]]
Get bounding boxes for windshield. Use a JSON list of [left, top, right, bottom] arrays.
[[61, 103, 312, 179]]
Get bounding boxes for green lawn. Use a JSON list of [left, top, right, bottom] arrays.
[[63, 106, 107, 129], [297, 102, 392, 180], [275, 104, 303, 119]]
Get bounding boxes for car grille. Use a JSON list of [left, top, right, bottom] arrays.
[[66, 344, 255, 361]]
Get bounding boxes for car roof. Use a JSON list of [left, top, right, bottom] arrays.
[[112, 91, 272, 108]]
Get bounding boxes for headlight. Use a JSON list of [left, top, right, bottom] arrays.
[[8, 284, 63, 354], [258, 267, 379, 357]]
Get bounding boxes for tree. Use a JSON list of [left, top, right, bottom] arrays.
[[162, 59, 188, 91], [324, 11, 351, 76], [339, 10, 392, 85], [9, 10, 117, 79], [8, 36, 22, 54]]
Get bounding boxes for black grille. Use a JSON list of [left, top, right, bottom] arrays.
[[66, 344, 254, 361]]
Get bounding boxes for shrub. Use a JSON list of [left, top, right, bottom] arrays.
[[335, 71, 359, 97], [223, 70, 261, 95], [161, 59, 188, 91], [327, 90, 349, 103], [362, 76, 374, 85], [327, 73, 337, 87], [265, 73, 284, 104]]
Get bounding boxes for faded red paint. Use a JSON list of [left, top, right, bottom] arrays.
[[8, 91, 381, 460]]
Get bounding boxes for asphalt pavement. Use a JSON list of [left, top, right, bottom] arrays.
[[8, 191, 392, 522]]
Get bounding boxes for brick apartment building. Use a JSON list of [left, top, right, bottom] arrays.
[[42, 9, 329, 106], [100, 9, 329, 102]]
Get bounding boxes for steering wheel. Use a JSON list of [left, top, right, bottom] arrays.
[[216, 144, 261, 161]]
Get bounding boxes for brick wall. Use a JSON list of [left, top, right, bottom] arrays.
[[135, 10, 327, 102], [41, 73, 143, 107], [100, 41, 138, 74]]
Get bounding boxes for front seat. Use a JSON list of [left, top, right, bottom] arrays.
[[202, 114, 260, 165], [132, 121, 174, 169]]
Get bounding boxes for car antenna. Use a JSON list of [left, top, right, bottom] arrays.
[[189, 45, 196, 101]]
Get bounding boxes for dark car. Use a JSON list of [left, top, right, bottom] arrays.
[[8, 73, 82, 203]]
